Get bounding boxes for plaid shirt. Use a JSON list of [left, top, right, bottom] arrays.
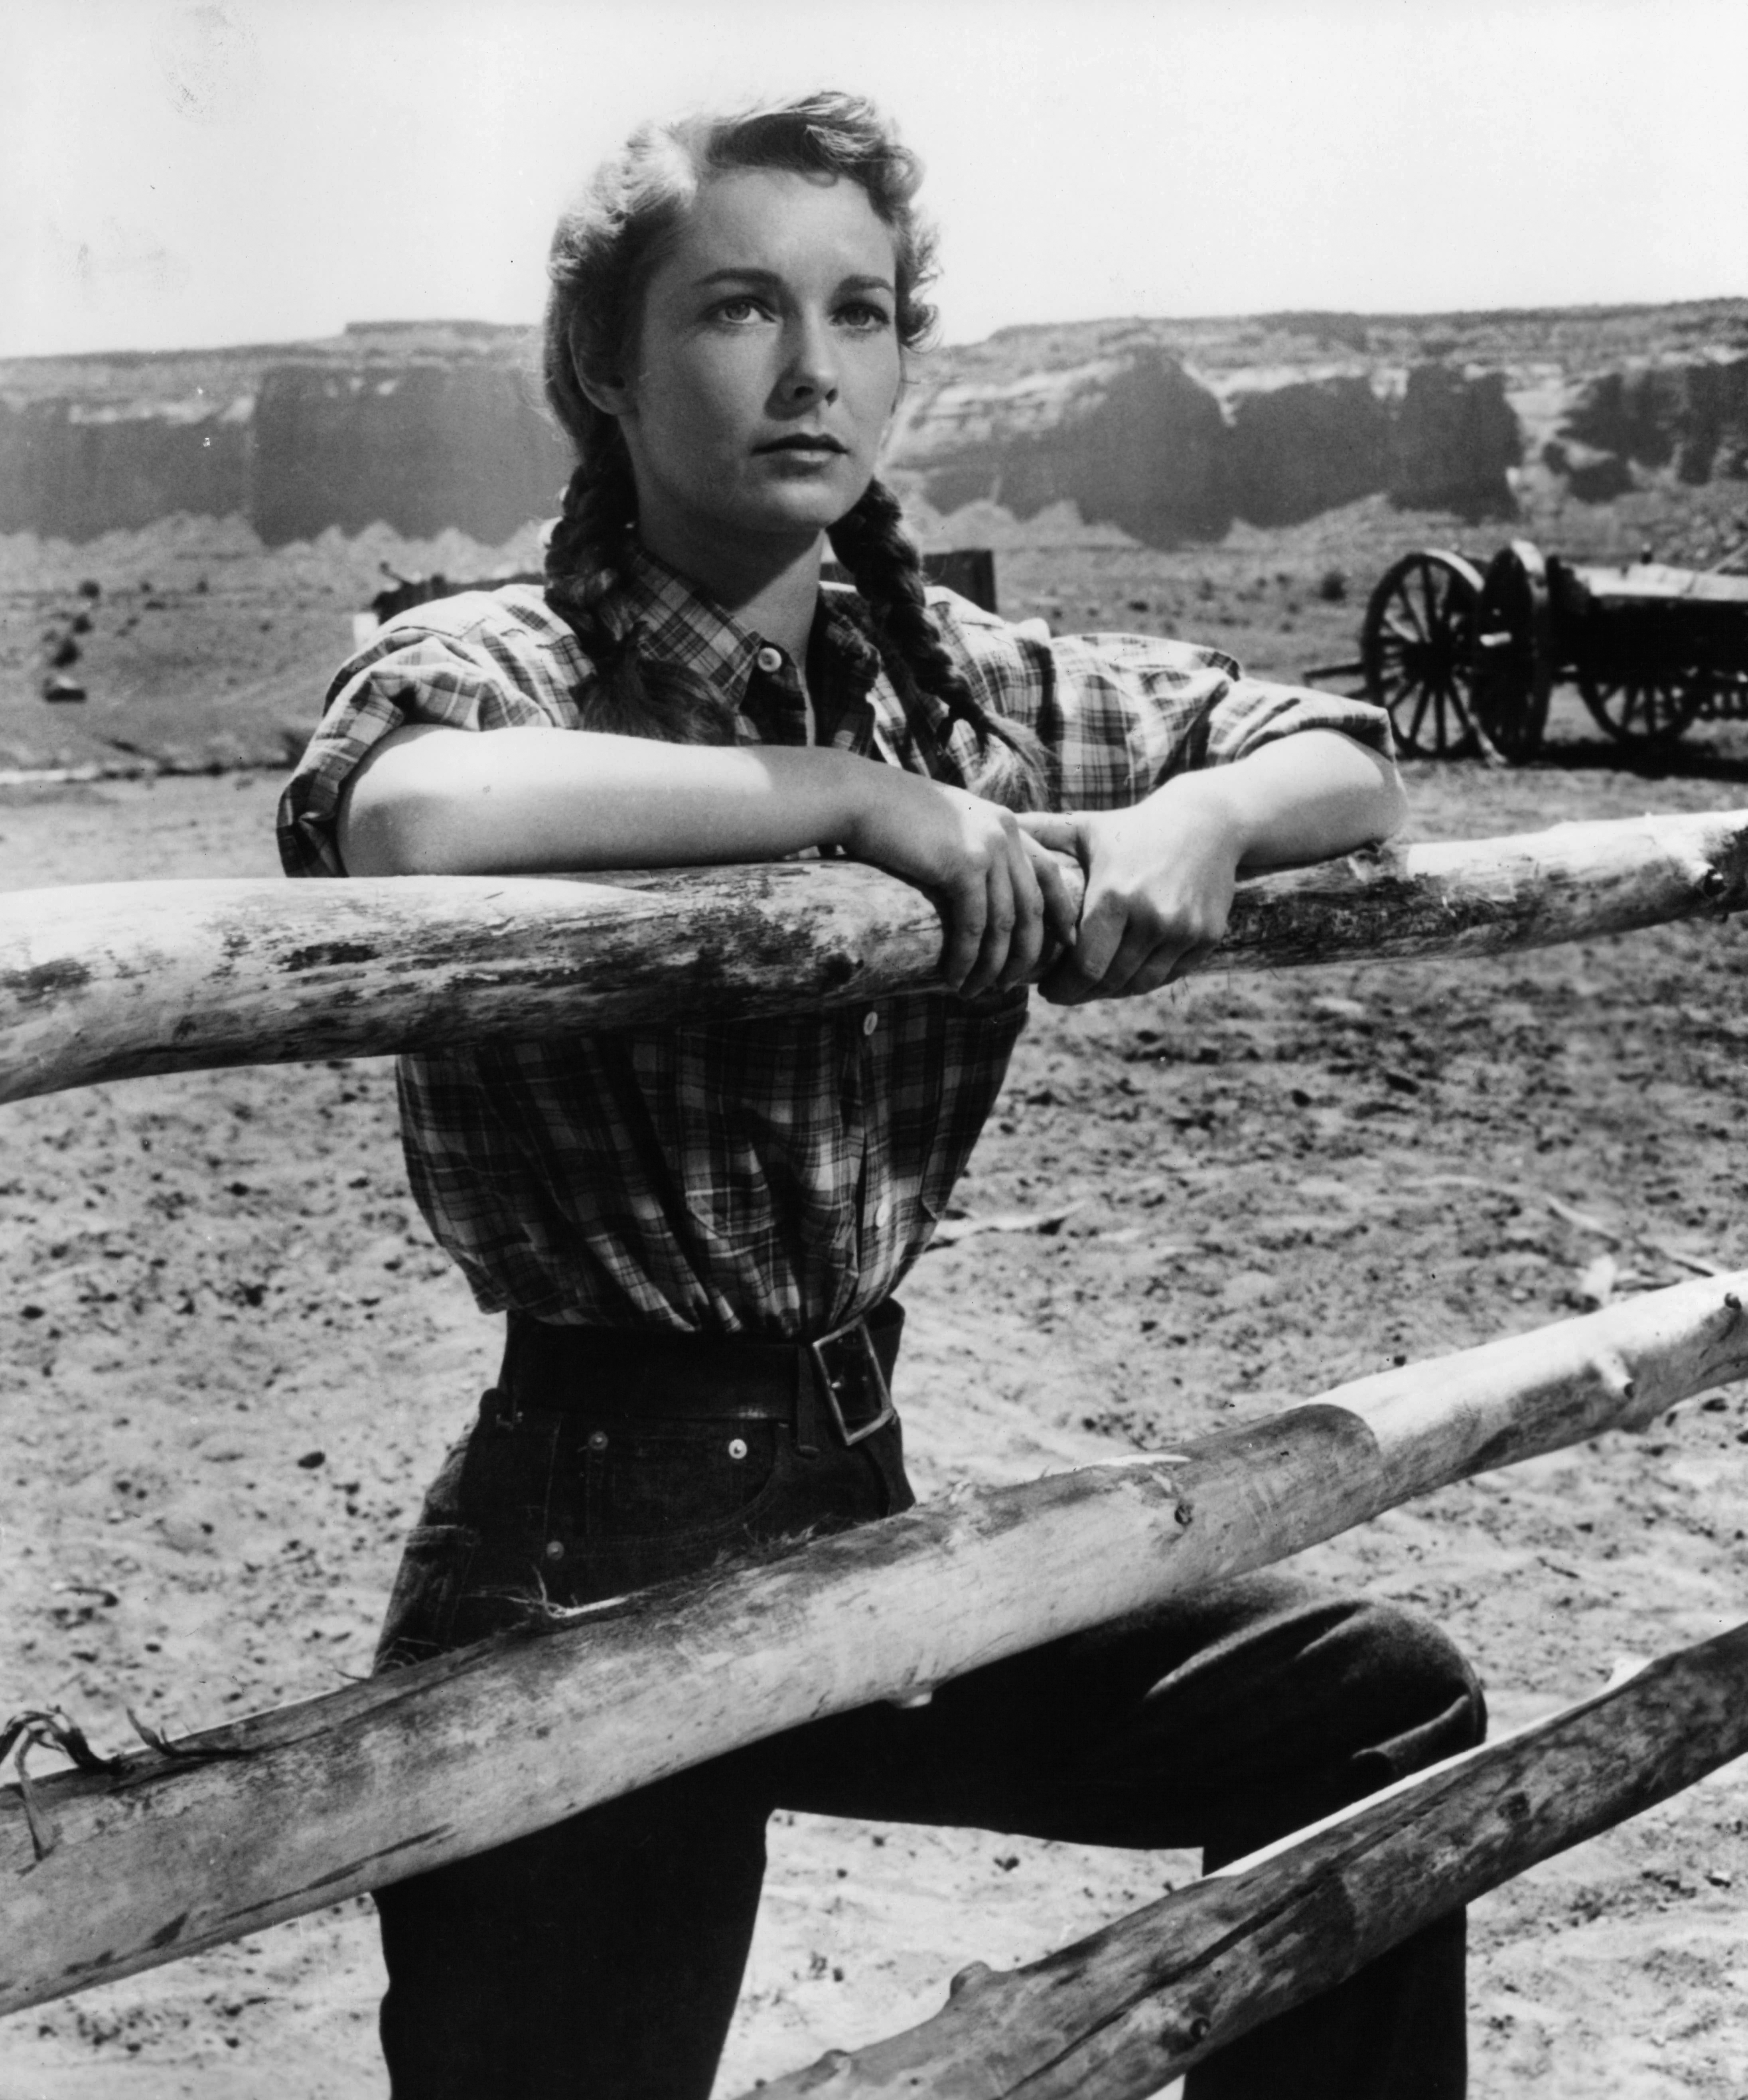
[[279, 545, 1391, 1337]]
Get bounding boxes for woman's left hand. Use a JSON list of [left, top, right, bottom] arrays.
[[1015, 780, 1244, 1004]]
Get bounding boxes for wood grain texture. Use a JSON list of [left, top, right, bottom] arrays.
[[742, 1626, 1748, 2100], [2, 1273, 1744, 2017], [0, 808, 1743, 1103]]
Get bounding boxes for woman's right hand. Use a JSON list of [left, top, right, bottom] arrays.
[[842, 769, 1078, 997]]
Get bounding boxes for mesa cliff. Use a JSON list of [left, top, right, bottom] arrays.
[[2, 304, 1744, 550]]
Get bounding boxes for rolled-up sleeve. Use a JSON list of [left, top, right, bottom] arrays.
[[278, 591, 586, 878], [933, 591, 1394, 813]]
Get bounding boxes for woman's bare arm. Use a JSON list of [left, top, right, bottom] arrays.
[[339, 721, 881, 877], [335, 722, 1075, 996]]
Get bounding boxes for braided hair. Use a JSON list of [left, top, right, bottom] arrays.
[[540, 90, 1050, 804]]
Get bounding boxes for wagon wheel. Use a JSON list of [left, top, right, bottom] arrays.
[[1472, 541, 1553, 763], [1361, 551, 1484, 758], [1577, 663, 1707, 748]]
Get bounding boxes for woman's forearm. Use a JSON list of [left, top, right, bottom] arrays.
[[1164, 729, 1407, 870], [333, 720, 1077, 997], [335, 723, 879, 876]]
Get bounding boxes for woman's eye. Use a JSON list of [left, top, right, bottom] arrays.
[[837, 301, 892, 333], [712, 296, 767, 325]]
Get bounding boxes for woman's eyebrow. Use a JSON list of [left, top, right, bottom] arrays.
[[690, 267, 896, 293], [692, 267, 783, 291]]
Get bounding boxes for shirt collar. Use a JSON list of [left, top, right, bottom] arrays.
[[606, 541, 888, 744], [613, 540, 766, 709]]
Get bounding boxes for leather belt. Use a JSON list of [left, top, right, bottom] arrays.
[[494, 1301, 903, 1455]]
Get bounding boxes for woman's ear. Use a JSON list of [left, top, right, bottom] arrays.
[[576, 367, 635, 420]]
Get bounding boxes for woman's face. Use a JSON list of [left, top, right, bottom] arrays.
[[591, 166, 904, 568]]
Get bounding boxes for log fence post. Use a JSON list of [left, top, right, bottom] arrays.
[[2, 809, 1746, 2056]]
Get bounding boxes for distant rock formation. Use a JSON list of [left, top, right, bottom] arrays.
[[892, 347, 1233, 545], [1551, 356, 1748, 497], [0, 368, 570, 547], [251, 362, 568, 546], [1540, 438, 1634, 502], [896, 352, 1528, 544], [0, 398, 247, 538], [2, 304, 1744, 547], [1227, 377, 1390, 527], [1389, 365, 1520, 519]]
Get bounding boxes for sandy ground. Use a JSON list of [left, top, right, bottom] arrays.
[[3, 541, 1748, 2093]]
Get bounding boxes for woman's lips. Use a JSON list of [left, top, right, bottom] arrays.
[[755, 435, 848, 455]]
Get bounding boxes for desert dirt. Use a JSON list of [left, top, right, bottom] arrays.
[[3, 495, 1748, 2097]]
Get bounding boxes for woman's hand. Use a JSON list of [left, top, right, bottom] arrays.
[[1016, 783, 1242, 1005], [844, 769, 1078, 997], [1014, 730, 1406, 1006]]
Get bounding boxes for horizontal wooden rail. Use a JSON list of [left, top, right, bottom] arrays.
[[2, 1272, 1744, 2015], [0, 809, 1744, 1103], [742, 1625, 1748, 2100]]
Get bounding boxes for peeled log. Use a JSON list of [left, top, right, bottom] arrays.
[[744, 1626, 1748, 2100], [0, 809, 1744, 1104], [2, 1275, 1746, 2017]]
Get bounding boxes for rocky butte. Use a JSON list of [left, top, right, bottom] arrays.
[[2, 305, 1744, 549]]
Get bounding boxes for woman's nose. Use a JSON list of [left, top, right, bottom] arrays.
[[781, 315, 839, 403]]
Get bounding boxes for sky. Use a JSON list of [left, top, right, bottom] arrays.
[[3, 0, 1746, 363]]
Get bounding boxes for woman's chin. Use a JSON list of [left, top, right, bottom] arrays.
[[724, 491, 865, 548]]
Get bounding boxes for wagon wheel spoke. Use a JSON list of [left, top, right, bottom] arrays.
[[1407, 684, 1432, 749], [1578, 663, 1705, 749], [1391, 592, 1429, 646], [1361, 550, 1484, 758]]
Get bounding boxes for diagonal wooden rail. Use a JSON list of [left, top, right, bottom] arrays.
[[0, 808, 1744, 1102], [2, 1272, 1744, 2017], [739, 1625, 1748, 2100]]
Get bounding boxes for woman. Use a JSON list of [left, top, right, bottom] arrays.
[[280, 91, 1482, 2100]]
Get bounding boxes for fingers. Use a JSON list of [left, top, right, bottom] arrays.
[[937, 864, 988, 991], [1040, 885, 1130, 1004], [1013, 810, 1081, 856], [945, 818, 1071, 998], [963, 848, 1018, 998], [1023, 835, 1080, 954], [1041, 896, 1225, 1005]]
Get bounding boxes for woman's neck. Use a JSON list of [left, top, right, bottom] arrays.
[[638, 515, 823, 661]]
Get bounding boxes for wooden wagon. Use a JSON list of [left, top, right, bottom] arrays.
[[1349, 538, 1748, 762]]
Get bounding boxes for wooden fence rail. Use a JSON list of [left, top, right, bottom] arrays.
[[0, 807, 1743, 1102], [3, 1271, 1744, 2017], [3, 810, 1747, 2063], [740, 1624, 1748, 2100]]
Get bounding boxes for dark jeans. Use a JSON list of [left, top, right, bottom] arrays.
[[373, 1385, 1484, 2100]]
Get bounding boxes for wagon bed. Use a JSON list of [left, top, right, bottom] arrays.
[[1334, 537, 1748, 761]]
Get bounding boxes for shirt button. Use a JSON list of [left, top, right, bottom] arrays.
[[862, 1009, 880, 1037], [727, 1436, 749, 1461], [544, 1539, 566, 1562], [586, 1429, 608, 1453], [873, 1198, 893, 1230], [755, 645, 783, 674]]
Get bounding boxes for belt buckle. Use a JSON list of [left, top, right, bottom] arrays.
[[808, 1317, 897, 1448]]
